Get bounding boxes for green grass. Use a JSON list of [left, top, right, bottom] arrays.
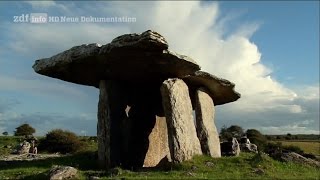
[[276, 140, 320, 156], [0, 136, 21, 157], [1, 152, 319, 179], [1, 136, 319, 179]]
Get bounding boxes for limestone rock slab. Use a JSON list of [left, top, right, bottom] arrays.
[[143, 116, 170, 167], [194, 88, 221, 157], [184, 71, 240, 105], [161, 78, 202, 163], [32, 30, 200, 86]]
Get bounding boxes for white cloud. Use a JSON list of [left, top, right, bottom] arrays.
[[1, 1, 319, 135], [25, 1, 69, 12], [5, 22, 128, 58], [294, 85, 320, 100], [26, 1, 55, 8], [0, 75, 93, 102], [260, 120, 319, 135], [0, 110, 97, 136]]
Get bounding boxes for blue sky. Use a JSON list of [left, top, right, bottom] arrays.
[[220, 1, 319, 85], [0, 1, 319, 136]]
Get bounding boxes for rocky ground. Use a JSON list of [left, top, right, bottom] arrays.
[[0, 153, 64, 161]]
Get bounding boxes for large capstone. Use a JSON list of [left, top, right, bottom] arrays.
[[194, 88, 221, 157], [33, 30, 200, 87], [161, 78, 202, 163], [184, 71, 240, 106]]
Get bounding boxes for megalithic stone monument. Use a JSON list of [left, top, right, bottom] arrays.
[[32, 30, 240, 169]]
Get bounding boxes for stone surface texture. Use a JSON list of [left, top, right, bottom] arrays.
[[49, 166, 78, 180], [143, 116, 170, 167], [97, 80, 110, 168], [221, 138, 240, 156], [161, 78, 202, 163], [194, 88, 221, 157], [280, 152, 320, 168], [33, 30, 200, 87], [184, 71, 240, 105], [13, 141, 30, 155]]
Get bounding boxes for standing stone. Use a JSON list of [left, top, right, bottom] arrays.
[[98, 80, 128, 168], [161, 78, 202, 163], [194, 88, 221, 157], [143, 116, 171, 167], [97, 80, 110, 168]]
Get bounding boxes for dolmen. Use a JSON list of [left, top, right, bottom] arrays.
[[33, 30, 241, 169]]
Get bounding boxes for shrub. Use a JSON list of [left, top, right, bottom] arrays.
[[14, 123, 35, 136], [220, 125, 244, 141], [283, 145, 303, 154], [264, 142, 304, 155], [264, 142, 281, 154], [39, 129, 84, 154], [246, 129, 267, 151], [302, 153, 316, 159]]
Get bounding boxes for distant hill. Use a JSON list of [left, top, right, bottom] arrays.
[[265, 134, 320, 141]]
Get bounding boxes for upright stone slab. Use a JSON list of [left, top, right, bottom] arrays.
[[97, 80, 110, 168], [97, 80, 128, 168], [195, 88, 221, 157], [161, 78, 202, 163], [143, 116, 170, 167]]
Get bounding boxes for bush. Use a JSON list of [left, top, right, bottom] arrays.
[[14, 123, 35, 136], [246, 129, 267, 151], [220, 125, 244, 141], [264, 142, 304, 155], [283, 145, 303, 154], [39, 129, 84, 154], [302, 153, 316, 160]]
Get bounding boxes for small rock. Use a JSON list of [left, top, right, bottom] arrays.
[[253, 168, 265, 175], [185, 171, 195, 177], [280, 152, 320, 168], [110, 168, 122, 176], [204, 161, 215, 167], [48, 165, 77, 180], [13, 141, 30, 155], [191, 165, 197, 171], [89, 176, 100, 180]]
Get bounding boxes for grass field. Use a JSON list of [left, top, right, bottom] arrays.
[[1, 136, 319, 179], [1, 152, 319, 179], [0, 136, 21, 157], [276, 140, 320, 156]]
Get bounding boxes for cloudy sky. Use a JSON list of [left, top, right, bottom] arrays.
[[0, 1, 319, 136]]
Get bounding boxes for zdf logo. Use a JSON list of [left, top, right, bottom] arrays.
[[13, 13, 48, 23]]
